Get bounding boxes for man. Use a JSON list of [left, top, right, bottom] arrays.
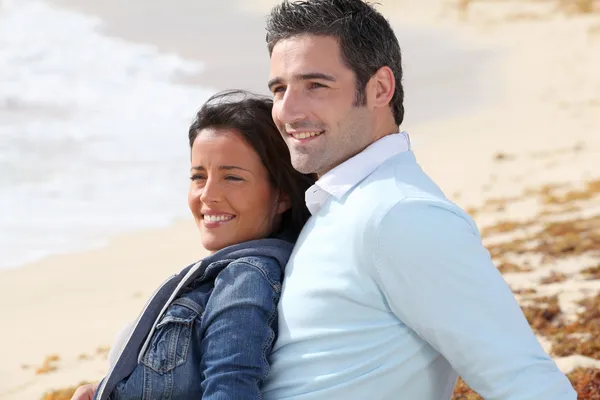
[[262, 0, 577, 399]]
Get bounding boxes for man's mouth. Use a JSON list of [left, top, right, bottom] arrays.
[[288, 130, 324, 140]]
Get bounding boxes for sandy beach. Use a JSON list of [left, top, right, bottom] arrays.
[[0, 219, 207, 399], [2, 0, 599, 399]]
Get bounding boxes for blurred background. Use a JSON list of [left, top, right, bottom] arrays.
[[0, 0, 498, 271]]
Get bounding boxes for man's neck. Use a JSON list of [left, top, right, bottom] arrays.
[[316, 130, 402, 179]]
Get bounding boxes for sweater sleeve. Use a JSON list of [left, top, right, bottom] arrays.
[[371, 200, 576, 400]]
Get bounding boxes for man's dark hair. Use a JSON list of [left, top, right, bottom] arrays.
[[266, 0, 404, 126], [188, 90, 316, 238]]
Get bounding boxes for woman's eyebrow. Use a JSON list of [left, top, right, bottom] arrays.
[[190, 165, 251, 172], [219, 165, 251, 172]]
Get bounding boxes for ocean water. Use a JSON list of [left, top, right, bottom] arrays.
[[0, 0, 213, 269], [0, 0, 501, 270]]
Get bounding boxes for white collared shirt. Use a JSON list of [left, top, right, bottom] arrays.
[[305, 131, 410, 214]]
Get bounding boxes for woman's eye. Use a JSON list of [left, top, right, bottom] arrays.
[[225, 175, 243, 182], [190, 174, 206, 181]]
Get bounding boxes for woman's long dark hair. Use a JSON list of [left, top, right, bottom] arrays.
[[188, 90, 316, 239]]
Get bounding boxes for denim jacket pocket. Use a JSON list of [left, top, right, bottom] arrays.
[[141, 297, 203, 374]]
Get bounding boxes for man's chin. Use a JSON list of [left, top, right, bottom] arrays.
[[291, 158, 318, 175]]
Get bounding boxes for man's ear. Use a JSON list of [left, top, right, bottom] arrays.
[[276, 192, 292, 214], [367, 66, 395, 109]]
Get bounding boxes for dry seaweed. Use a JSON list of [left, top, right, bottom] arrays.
[[558, 0, 599, 14], [542, 180, 600, 205], [35, 354, 60, 375], [40, 382, 91, 400], [582, 263, 600, 280], [471, 177, 599, 219], [452, 377, 483, 399], [485, 214, 600, 263], [540, 271, 569, 284], [552, 294, 600, 359], [457, 0, 600, 17], [513, 287, 538, 295], [521, 293, 600, 359], [481, 220, 531, 237], [521, 295, 563, 333], [497, 261, 533, 274], [479, 195, 522, 213], [568, 368, 600, 399], [452, 367, 600, 399], [494, 152, 515, 162], [480, 177, 600, 264]]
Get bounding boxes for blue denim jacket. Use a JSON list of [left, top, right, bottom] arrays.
[[94, 233, 295, 400]]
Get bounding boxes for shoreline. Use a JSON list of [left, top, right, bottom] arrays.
[[0, 0, 500, 271], [47, 0, 500, 127]]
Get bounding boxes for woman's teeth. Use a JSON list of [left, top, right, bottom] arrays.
[[204, 215, 234, 223]]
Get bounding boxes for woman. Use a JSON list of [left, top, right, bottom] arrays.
[[72, 90, 315, 399]]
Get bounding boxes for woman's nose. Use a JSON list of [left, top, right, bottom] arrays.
[[199, 178, 221, 204]]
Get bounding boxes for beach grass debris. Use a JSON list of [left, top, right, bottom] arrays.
[[520, 293, 600, 360], [452, 367, 600, 398], [497, 260, 533, 273], [582, 263, 600, 280], [452, 377, 483, 399], [40, 381, 92, 400], [558, 0, 598, 14], [35, 354, 61, 375], [513, 287, 538, 295], [568, 367, 600, 398], [485, 214, 600, 263], [494, 152, 515, 162], [456, 0, 599, 18], [540, 270, 569, 284]]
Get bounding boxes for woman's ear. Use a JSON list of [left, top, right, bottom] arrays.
[[276, 192, 292, 215]]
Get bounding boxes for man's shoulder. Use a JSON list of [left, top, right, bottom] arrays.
[[352, 154, 477, 237], [347, 151, 452, 213], [379, 197, 475, 229], [359, 151, 442, 196]]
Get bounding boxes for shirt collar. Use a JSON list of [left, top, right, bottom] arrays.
[[305, 131, 411, 214]]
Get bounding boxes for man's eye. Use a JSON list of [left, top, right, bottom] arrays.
[[309, 82, 326, 89], [272, 86, 286, 94]]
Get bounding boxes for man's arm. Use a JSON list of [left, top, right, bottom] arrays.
[[200, 260, 280, 399], [372, 200, 576, 399]]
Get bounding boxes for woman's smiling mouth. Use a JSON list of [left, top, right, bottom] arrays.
[[202, 213, 236, 228]]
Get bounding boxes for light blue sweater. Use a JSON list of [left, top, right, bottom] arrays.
[[263, 150, 576, 399]]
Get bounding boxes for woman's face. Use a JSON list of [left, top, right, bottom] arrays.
[[188, 128, 290, 253]]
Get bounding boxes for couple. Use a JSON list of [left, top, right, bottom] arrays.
[[74, 0, 576, 399]]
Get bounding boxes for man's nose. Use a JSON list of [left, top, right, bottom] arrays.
[[275, 87, 307, 125]]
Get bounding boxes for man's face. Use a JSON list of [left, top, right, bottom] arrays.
[[268, 35, 373, 177]]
